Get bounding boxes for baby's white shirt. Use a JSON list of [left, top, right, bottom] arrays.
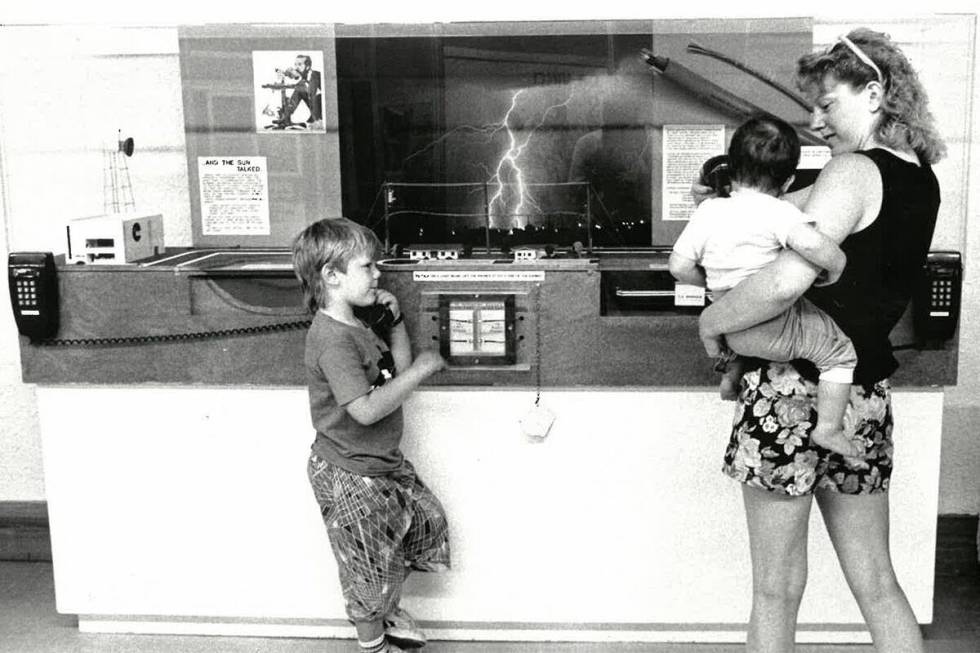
[[672, 188, 809, 291]]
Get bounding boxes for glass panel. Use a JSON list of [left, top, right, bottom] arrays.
[[335, 20, 812, 251]]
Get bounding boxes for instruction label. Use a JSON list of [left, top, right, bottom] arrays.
[[674, 283, 706, 307], [662, 125, 726, 222], [413, 270, 545, 282], [198, 157, 270, 236]]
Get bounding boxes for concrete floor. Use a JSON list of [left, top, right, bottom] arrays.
[[2, 558, 978, 653]]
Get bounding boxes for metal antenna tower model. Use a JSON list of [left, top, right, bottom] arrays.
[[103, 130, 136, 213]]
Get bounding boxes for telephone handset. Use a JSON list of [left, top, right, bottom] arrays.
[[8, 252, 59, 341], [353, 302, 398, 334], [913, 250, 962, 344], [699, 154, 731, 198]]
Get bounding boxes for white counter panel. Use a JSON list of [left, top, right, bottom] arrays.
[[37, 386, 942, 642]]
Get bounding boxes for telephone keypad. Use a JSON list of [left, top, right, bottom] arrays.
[[8, 252, 58, 340], [930, 278, 955, 310], [14, 275, 40, 309]]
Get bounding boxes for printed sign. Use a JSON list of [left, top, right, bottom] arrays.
[[198, 157, 270, 236], [674, 283, 706, 307], [413, 270, 545, 282], [662, 125, 726, 221]]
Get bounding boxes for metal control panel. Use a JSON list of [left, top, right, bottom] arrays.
[[419, 291, 529, 370]]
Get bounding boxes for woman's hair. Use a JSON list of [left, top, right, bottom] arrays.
[[291, 217, 382, 313], [727, 114, 800, 193], [796, 28, 946, 164]]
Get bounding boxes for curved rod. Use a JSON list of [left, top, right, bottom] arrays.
[[686, 40, 812, 112], [640, 48, 823, 146]]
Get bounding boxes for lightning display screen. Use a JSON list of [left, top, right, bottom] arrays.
[[333, 22, 810, 250], [439, 294, 516, 366]]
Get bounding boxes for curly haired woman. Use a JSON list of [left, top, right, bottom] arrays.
[[696, 28, 945, 652]]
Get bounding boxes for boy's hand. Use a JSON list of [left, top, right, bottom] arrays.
[[374, 288, 401, 319], [813, 263, 844, 287], [413, 350, 447, 376]]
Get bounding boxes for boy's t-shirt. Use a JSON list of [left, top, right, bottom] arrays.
[[673, 189, 809, 291], [304, 311, 403, 476]]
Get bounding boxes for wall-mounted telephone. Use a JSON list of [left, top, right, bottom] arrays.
[[8, 252, 59, 341], [914, 250, 962, 345]]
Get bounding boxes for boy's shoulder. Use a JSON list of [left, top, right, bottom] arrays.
[[309, 310, 342, 334], [308, 311, 384, 352], [308, 312, 360, 347], [305, 314, 374, 372]]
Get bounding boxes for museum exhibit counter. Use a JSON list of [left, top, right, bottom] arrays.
[[22, 252, 953, 643], [18, 250, 956, 387]]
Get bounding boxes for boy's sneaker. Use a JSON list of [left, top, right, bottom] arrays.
[[360, 637, 405, 653], [384, 606, 427, 648]]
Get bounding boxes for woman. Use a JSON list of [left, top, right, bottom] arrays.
[[697, 29, 945, 652]]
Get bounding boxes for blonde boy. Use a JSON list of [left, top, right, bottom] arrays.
[[292, 217, 449, 653]]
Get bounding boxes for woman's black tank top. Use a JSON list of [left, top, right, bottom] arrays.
[[805, 148, 940, 384]]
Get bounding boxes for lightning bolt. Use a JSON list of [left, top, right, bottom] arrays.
[[394, 86, 575, 232], [402, 123, 502, 164], [486, 90, 528, 228], [485, 89, 573, 229]]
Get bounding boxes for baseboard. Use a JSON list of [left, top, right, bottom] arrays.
[[935, 513, 980, 573], [0, 501, 52, 561]]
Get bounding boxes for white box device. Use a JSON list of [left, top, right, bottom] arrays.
[[66, 213, 165, 264]]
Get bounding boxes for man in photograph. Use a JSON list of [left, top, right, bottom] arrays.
[[282, 54, 322, 127]]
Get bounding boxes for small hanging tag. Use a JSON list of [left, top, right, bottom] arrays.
[[520, 403, 555, 440]]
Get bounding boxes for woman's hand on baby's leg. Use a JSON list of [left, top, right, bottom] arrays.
[[811, 423, 866, 461]]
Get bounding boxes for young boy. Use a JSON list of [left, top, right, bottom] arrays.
[[669, 115, 862, 459], [292, 217, 450, 653]]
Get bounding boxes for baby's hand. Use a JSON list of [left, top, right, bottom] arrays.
[[374, 289, 400, 320], [690, 179, 715, 207], [413, 350, 447, 376]]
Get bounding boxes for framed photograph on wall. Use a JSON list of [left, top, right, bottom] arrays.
[[252, 50, 325, 133]]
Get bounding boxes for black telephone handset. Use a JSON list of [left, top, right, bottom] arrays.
[[699, 154, 731, 198], [914, 250, 962, 344], [353, 303, 397, 334], [8, 252, 59, 342]]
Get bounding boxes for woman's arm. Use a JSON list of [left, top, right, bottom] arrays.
[[785, 223, 846, 285], [698, 154, 879, 346], [697, 250, 817, 354], [783, 184, 812, 210]]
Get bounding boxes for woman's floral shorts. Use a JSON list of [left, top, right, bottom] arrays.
[[722, 361, 893, 496]]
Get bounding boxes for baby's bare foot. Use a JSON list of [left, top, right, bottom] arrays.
[[719, 376, 739, 401]]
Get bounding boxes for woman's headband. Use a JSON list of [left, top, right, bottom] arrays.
[[837, 34, 884, 85]]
